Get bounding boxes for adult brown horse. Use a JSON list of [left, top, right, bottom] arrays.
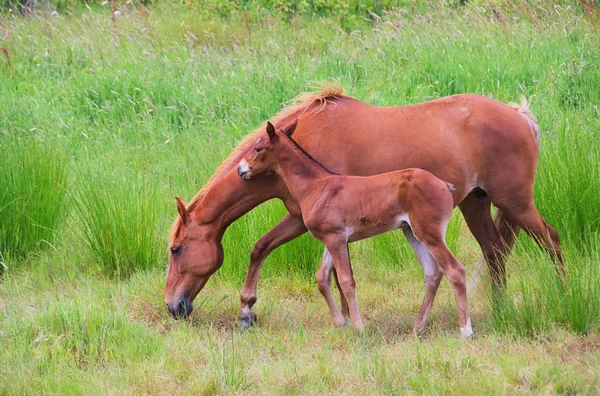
[[166, 83, 565, 325]]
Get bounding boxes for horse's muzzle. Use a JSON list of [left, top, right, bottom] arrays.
[[166, 295, 193, 319]]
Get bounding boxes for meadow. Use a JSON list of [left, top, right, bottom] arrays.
[[1, 1, 600, 393]]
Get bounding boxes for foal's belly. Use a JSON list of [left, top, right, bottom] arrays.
[[345, 213, 410, 243]]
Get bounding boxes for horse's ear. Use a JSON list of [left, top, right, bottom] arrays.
[[266, 121, 276, 142], [175, 196, 190, 226], [283, 119, 298, 137]]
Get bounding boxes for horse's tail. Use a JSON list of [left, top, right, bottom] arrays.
[[511, 96, 540, 146], [467, 97, 538, 298]]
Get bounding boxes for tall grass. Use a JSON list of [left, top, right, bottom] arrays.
[[72, 167, 164, 278], [490, 242, 600, 336], [0, 138, 68, 265]]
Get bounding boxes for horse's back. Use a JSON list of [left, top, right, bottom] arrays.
[[293, 93, 539, 203]]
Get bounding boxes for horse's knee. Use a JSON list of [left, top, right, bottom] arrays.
[[250, 238, 271, 263]]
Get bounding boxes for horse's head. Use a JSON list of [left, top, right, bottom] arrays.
[[165, 197, 224, 319], [237, 120, 298, 180]]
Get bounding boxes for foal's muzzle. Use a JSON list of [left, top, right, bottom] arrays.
[[237, 161, 251, 180], [166, 295, 193, 319]]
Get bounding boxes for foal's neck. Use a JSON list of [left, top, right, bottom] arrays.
[[275, 135, 334, 200]]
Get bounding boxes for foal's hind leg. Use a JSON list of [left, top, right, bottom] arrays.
[[411, 219, 471, 337], [500, 204, 566, 281], [402, 228, 443, 334], [424, 241, 472, 338]]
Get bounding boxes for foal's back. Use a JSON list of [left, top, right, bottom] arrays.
[[302, 168, 455, 243]]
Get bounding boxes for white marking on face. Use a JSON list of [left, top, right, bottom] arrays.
[[238, 159, 251, 180]]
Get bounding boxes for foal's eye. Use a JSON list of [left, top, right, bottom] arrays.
[[170, 246, 183, 256], [254, 147, 263, 153]]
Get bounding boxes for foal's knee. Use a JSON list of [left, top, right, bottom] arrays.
[[424, 268, 443, 285], [315, 271, 330, 293]]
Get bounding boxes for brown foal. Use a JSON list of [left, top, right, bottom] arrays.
[[237, 120, 473, 337]]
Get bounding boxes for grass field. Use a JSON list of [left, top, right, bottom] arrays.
[[1, 1, 600, 393]]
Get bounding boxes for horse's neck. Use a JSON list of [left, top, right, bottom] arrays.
[[193, 169, 281, 234], [276, 137, 331, 202]]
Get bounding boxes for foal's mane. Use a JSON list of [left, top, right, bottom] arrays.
[[168, 81, 344, 246], [283, 133, 337, 175]]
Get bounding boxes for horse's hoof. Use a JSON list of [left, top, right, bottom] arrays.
[[238, 312, 258, 329]]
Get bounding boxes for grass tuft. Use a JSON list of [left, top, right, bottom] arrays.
[[72, 168, 164, 278], [0, 138, 68, 265]]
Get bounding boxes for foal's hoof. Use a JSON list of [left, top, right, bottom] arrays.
[[238, 311, 258, 329]]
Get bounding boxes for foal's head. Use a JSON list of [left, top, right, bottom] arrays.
[[237, 120, 298, 180]]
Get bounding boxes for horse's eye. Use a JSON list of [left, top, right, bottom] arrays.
[[254, 147, 263, 153], [170, 246, 183, 256]]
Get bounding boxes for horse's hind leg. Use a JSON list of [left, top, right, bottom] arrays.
[[500, 203, 566, 281], [316, 248, 345, 326], [459, 192, 513, 294], [402, 227, 443, 334]]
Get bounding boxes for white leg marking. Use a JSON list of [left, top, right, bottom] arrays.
[[460, 317, 473, 339]]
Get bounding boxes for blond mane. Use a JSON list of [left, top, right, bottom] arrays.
[[168, 81, 344, 246]]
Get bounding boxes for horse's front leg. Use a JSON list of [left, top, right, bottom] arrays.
[[239, 213, 307, 328]]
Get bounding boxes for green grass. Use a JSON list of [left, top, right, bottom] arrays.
[[1, 1, 600, 393], [0, 138, 68, 264]]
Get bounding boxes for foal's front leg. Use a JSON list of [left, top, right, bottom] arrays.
[[323, 236, 364, 330], [315, 248, 345, 326]]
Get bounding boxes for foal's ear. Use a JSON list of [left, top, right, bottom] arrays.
[[266, 121, 277, 142], [175, 196, 191, 226], [282, 119, 298, 137]]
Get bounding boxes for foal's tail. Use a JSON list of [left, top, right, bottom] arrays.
[[467, 97, 539, 299]]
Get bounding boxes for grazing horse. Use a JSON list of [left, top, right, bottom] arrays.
[[166, 83, 565, 325], [237, 120, 473, 336]]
